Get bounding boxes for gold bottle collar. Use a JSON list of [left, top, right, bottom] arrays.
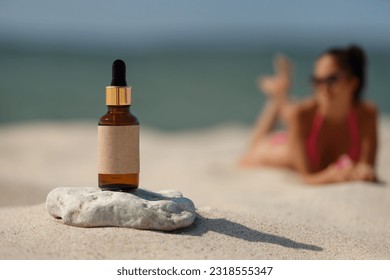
[[105, 86, 132, 105]]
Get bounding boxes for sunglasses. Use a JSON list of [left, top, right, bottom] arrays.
[[310, 73, 343, 88]]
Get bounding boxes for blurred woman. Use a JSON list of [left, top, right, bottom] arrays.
[[240, 45, 378, 184]]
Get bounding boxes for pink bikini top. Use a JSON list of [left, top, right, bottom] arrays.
[[306, 110, 360, 171]]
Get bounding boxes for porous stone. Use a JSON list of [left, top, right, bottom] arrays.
[[46, 187, 196, 231]]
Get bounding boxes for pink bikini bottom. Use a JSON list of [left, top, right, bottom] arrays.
[[269, 131, 288, 145]]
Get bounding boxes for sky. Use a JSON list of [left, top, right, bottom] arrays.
[[1, 0, 390, 52]]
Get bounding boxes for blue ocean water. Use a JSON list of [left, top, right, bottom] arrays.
[[1, 48, 389, 130]]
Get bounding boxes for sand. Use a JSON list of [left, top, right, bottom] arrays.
[[0, 120, 389, 259]]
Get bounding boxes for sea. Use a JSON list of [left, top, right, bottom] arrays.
[[1, 46, 389, 130]]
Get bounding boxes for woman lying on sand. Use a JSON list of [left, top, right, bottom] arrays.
[[240, 45, 378, 184]]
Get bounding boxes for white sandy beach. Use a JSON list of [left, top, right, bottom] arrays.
[[0, 120, 389, 259]]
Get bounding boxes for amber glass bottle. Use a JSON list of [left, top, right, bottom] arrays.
[[98, 60, 139, 191]]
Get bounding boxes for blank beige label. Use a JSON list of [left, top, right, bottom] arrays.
[[98, 125, 140, 174]]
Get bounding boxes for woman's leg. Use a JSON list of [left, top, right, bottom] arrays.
[[248, 100, 281, 148], [239, 99, 291, 167], [239, 55, 293, 167]]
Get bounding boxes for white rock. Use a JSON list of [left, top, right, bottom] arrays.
[[46, 187, 196, 231]]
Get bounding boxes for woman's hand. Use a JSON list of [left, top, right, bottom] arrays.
[[302, 163, 352, 185], [326, 163, 354, 183], [256, 54, 292, 100], [349, 162, 376, 182], [332, 155, 376, 182], [303, 156, 377, 185]]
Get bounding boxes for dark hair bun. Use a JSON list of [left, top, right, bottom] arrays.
[[322, 44, 367, 102], [348, 45, 366, 72]]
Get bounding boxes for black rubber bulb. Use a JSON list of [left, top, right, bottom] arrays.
[[111, 59, 127, 86]]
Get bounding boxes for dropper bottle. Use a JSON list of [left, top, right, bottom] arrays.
[[98, 59, 139, 191]]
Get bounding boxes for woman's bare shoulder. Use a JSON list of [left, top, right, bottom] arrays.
[[355, 101, 378, 136], [356, 101, 378, 119]]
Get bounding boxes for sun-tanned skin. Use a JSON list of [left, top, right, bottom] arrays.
[[240, 54, 378, 185]]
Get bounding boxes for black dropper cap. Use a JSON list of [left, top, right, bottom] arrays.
[[111, 59, 127, 86]]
